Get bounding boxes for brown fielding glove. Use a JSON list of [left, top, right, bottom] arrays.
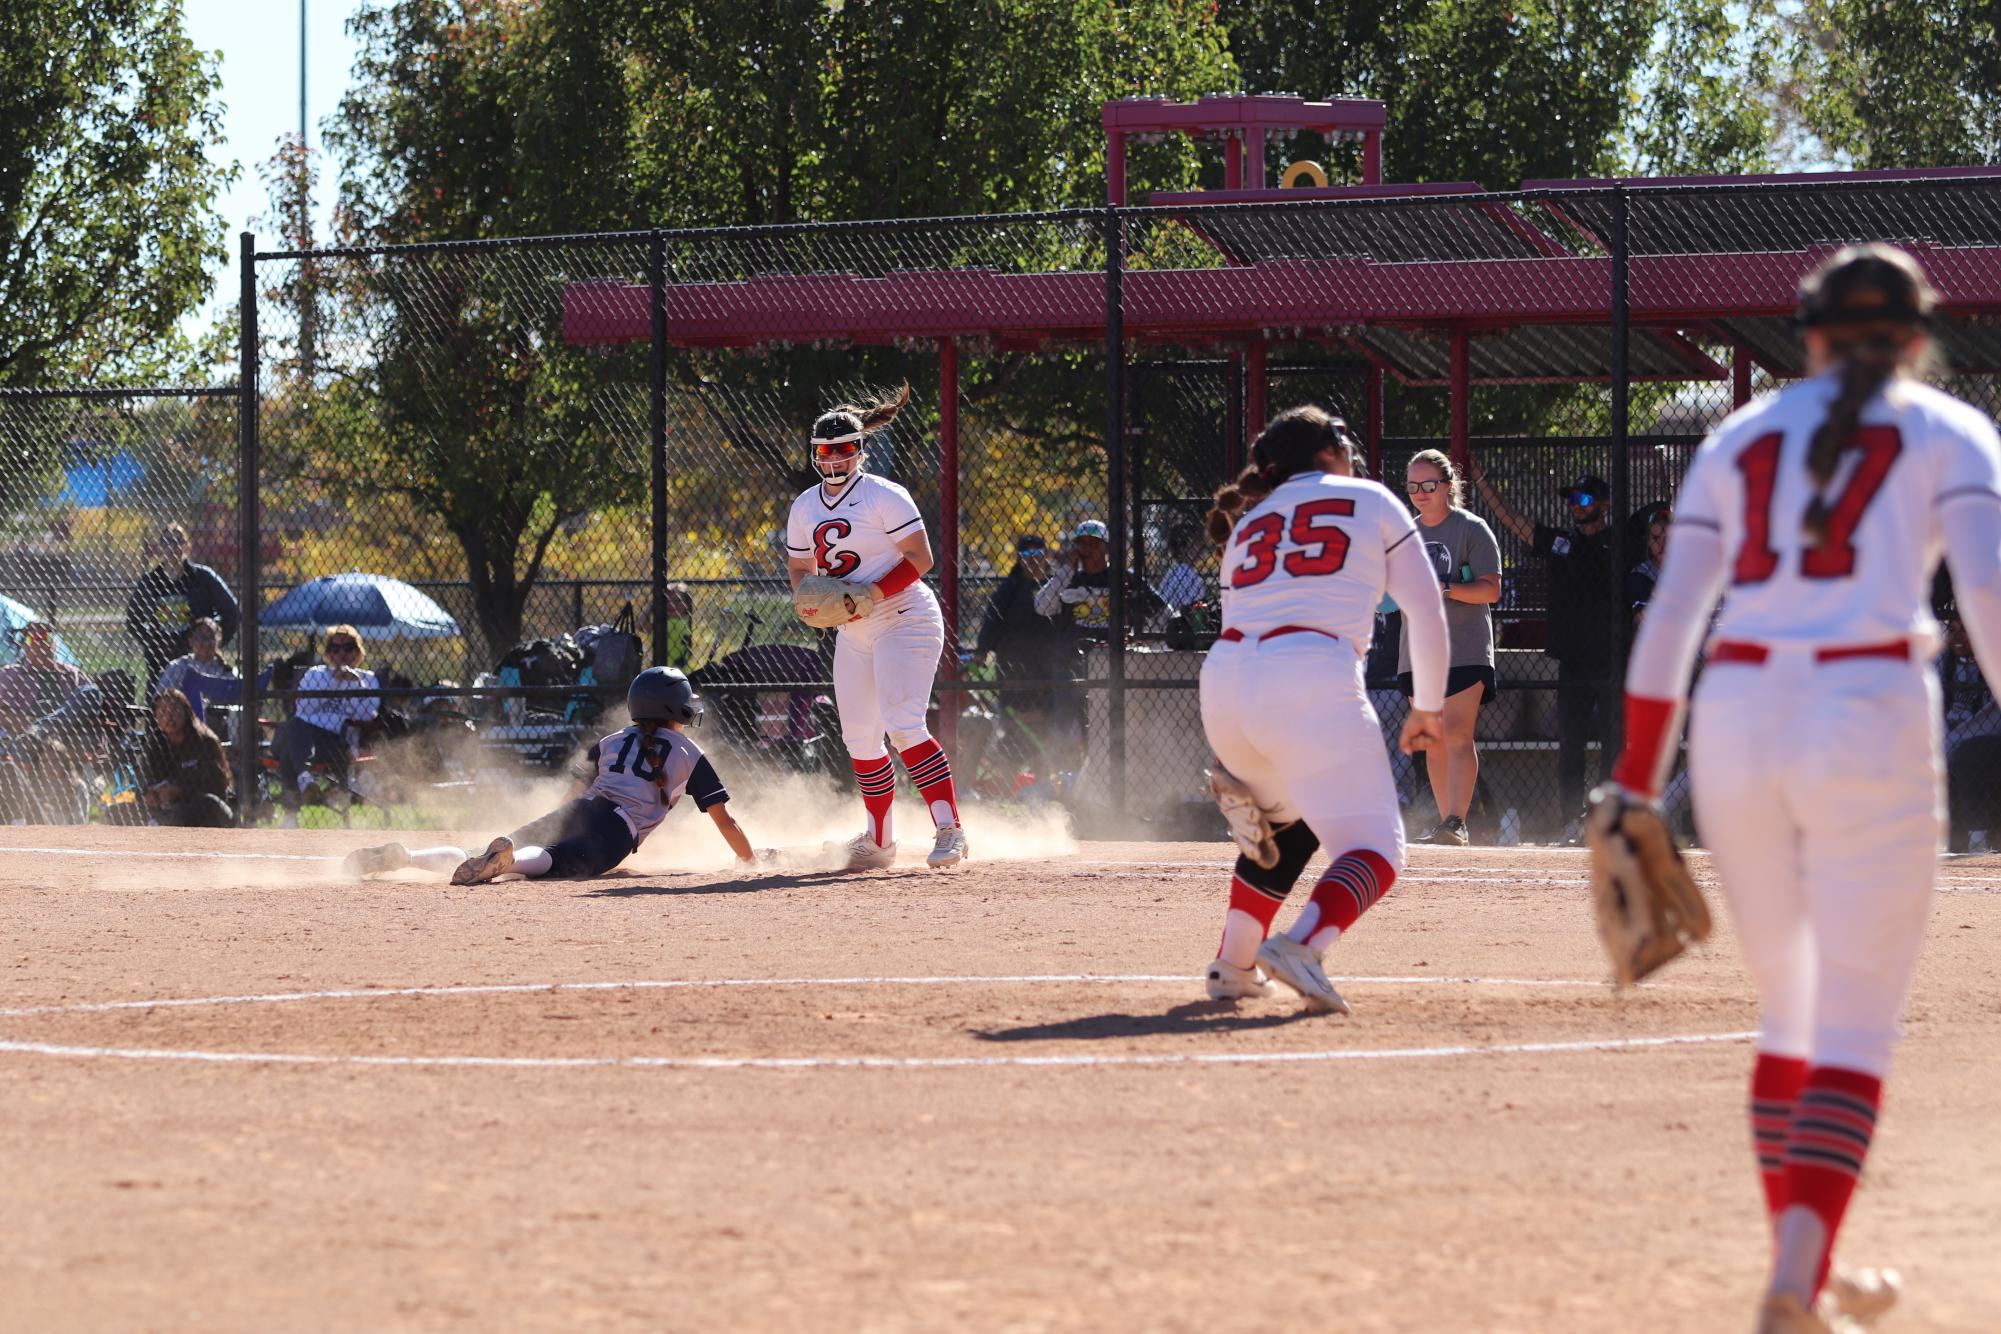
[[794, 574, 878, 628], [1586, 783, 1712, 987]]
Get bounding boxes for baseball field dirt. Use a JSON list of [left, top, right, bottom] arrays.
[[3, 823, 1997, 1332]]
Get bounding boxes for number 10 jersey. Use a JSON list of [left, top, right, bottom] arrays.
[[1217, 471, 1422, 651], [573, 725, 728, 846]]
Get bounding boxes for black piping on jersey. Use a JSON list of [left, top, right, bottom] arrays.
[[1937, 485, 2001, 507], [1676, 515, 1724, 532], [1385, 527, 1416, 554], [885, 514, 922, 535]]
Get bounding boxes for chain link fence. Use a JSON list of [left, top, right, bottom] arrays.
[[14, 172, 2001, 840], [0, 386, 238, 824]]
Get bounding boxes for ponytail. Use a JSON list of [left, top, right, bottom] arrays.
[[1207, 464, 1277, 544], [814, 382, 912, 441], [1803, 343, 1898, 544]]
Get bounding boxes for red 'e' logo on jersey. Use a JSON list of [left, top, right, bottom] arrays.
[[814, 519, 860, 577]]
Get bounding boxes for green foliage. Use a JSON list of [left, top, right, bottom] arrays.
[[1769, 1, 2001, 168], [0, 0, 229, 385], [1218, 0, 1769, 184]]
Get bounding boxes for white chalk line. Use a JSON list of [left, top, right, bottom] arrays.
[[0, 972, 1636, 1020], [0, 1029, 1757, 1072]]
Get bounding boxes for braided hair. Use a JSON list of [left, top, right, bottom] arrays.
[[1206, 406, 1359, 543], [1795, 244, 1936, 544]]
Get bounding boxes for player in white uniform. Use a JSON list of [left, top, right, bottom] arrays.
[[343, 667, 755, 881], [1606, 246, 2001, 1333], [786, 383, 969, 870], [1200, 406, 1449, 1013]]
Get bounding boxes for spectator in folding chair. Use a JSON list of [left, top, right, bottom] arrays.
[[274, 623, 379, 827], [141, 689, 234, 828], [0, 620, 104, 823], [154, 617, 236, 702]]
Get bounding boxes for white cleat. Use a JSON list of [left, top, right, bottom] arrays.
[[1822, 1268, 1901, 1327], [1257, 935, 1352, 1015], [451, 836, 515, 885], [926, 825, 969, 868], [342, 842, 410, 878], [832, 831, 896, 871], [1204, 958, 1273, 1001]]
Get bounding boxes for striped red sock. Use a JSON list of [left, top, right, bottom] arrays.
[[1297, 849, 1396, 953], [1783, 1065, 1882, 1297], [852, 755, 896, 847], [1218, 873, 1287, 969], [1750, 1053, 1808, 1224], [898, 738, 960, 830]]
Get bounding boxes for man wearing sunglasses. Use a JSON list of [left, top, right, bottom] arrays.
[[1472, 463, 1621, 840]]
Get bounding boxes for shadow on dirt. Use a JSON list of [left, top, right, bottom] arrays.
[[970, 1000, 1319, 1043], [580, 868, 935, 897]]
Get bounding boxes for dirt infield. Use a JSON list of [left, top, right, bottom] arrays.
[[2, 826, 1998, 1332]]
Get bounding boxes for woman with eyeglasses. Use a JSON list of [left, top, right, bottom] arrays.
[[274, 623, 379, 828], [1398, 450, 1503, 845]]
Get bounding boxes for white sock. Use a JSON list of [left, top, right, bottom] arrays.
[[1217, 909, 1268, 971], [1770, 1207, 1831, 1303], [514, 845, 554, 878], [1286, 902, 1345, 955], [407, 846, 469, 873]]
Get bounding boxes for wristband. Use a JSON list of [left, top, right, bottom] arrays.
[[876, 557, 920, 596], [1610, 694, 1680, 798]]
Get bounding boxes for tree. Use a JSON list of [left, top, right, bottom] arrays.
[[1767, 1, 2001, 168], [318, 0, 649, 661], [0, 0, 229, 385], [1217, 0, 1769, 185]]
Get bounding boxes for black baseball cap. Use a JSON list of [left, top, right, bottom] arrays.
[[1558, 474, 1609, 504], [1015, 534, 1048, 553]]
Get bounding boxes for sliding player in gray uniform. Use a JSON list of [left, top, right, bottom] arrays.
[[343, 667, 753, 881]]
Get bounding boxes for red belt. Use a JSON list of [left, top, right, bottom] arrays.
[[1217, 624, 1341, 645], [1709, 638, 1910, 666]]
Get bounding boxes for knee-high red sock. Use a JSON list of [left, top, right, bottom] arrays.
[[1779, 1065, 1882, 1298], [1291, 849, 1396, 954], [852, 755, 896, 847], [898, 737, 960, 830], [1751, 1053, 1808, 1225], [1217, 874, 1286, 969]]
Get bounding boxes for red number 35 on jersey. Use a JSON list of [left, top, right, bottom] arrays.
[[1229, 498, 1355, 588], [813, 519, 861, 578]]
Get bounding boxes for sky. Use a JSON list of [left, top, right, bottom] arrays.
[[183, 0, 364, 311]]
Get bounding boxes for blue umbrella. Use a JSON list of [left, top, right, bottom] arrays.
[[261, 573, 460, 639], [0, 594, 79, 666]]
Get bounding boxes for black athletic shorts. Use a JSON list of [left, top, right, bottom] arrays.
[[1396, 664, 1497, 705]]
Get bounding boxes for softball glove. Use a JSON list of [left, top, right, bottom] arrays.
[[794, 574, 880, 628], [1586, 783, 1712, 987]]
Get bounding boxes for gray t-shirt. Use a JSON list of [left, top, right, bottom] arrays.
[[1397, 507, 1503, 672]]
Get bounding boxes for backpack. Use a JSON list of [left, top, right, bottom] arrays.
[[576, 602, 644, 692]]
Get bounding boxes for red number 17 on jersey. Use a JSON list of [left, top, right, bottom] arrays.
[[1230, 498, 1355, 588]]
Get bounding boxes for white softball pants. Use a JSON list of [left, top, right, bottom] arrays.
[[1689, 649, 1942, 1077], [1199, 635, 1406, 871], [834, 586, 945, 760]]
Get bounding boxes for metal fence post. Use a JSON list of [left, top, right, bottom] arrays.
[[649, 229, 669, 666], [1104, 205, 1127, 818], [236, 232, 262, 825], [1609, 185, 1631, 729]]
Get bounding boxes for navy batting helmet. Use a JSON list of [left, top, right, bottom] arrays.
[[627, 665, 703, 726]]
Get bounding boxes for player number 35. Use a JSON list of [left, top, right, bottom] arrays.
[[1229, 498, 1355, 588]]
